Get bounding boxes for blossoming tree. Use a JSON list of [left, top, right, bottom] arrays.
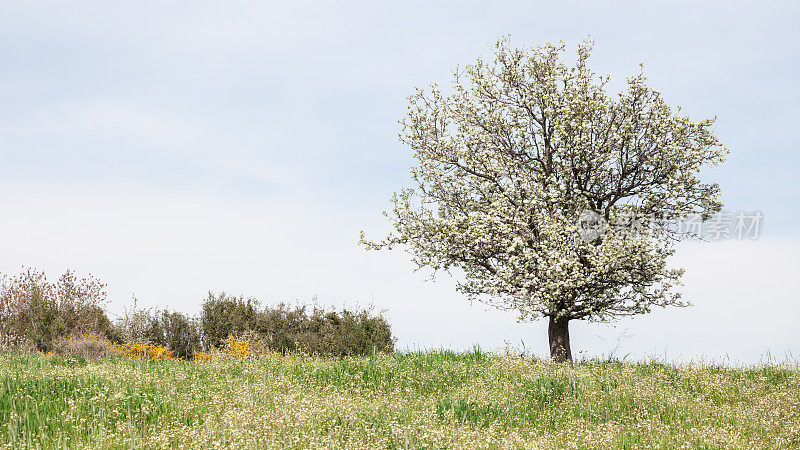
[[361, 39, 726, 362]]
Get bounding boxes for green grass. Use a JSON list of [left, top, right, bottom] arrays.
[[0, 351, 798, 448]]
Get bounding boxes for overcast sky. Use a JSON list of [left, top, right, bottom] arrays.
[[1, 1, 798, 364]]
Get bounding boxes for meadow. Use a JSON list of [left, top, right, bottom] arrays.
[[1, 350, 798, 449]]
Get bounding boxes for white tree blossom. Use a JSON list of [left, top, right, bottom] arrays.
[[362, 38, 727, 362]]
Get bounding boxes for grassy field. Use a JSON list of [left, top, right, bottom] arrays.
[[0, 351, 798, 449]]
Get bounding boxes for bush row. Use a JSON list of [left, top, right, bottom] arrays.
[[1, 269, 395, 358]]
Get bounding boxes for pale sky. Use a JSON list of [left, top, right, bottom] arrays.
[[1, 1, 798, 364]]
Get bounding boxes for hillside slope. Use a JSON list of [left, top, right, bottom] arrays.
[[1, 351, 798, 448]]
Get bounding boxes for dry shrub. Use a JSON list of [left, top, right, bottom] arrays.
[[52, 332, 114, 361], [228, 330, 269, 356], [51, 329, 175, 361], [113, 297, 155, 345], [0, 268, 113, 351], [0, 332, 36, 354]]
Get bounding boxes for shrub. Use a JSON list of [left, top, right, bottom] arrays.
[[0, 332, 36, 354], [199, 294, 395, 357], [302, 306, 395, 356], [253, 304, 306, 353], [203, 301, 393, 357], [252, 304, 395, 356], [50, 328, 174, 361], [150, 310, 201, 359], [113, 300, 201, 359], [226, 330, 272, 356], [111, 342, 174, 360], [200, 292, 258, 350], [224, 336, 251, 357], [113, 297, 157, 345], [193, 350, 213, 363], [0, 268, 113, 351], [52, 332, 114, 361]]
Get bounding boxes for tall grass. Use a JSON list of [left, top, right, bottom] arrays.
[[0, 351, 798, 448]]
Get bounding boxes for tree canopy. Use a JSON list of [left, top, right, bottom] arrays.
[[362, 38, 726, 361]]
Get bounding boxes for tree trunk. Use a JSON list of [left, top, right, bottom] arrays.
[[548, 316, 572, 363]]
